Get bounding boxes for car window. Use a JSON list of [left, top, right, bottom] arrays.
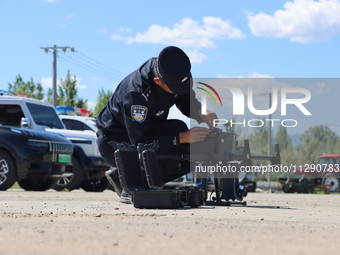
[[62, 119, 94, 131], [86, 119, 97, 127], [26, 103, 64, 129], [0, 104, 25, 127]]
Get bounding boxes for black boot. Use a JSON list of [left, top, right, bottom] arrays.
[[119, 189, 132, 204], [105, 168, 123, 197]]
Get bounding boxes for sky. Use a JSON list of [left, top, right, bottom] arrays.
[[0, 0, 339, 137]]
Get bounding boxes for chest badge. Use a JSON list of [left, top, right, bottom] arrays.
[[156, 110, 164, 116], [131, 105, 148, 123]]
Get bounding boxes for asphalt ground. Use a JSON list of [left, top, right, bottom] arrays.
[[0, 190, 339, 255]]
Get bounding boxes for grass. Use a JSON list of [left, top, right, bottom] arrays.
[[313, 188, 340, 195]]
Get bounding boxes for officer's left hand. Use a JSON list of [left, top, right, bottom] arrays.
[[198, 110, 218, 130]]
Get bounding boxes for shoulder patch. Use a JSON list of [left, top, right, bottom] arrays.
[[131, 105, 148, 123]]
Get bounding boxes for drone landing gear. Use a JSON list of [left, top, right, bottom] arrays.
[[204, 177, 248, 206]]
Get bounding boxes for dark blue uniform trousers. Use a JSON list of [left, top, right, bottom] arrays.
[[97, 119, 190, 183]]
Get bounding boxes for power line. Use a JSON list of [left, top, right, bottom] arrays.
[[67, 53, 121, 78], [59, 54, 123, 81], [64, 52, 125, 80], [63, 52, 121, 79], [74, 51, 126, 78], [58, 51, 127, 82]]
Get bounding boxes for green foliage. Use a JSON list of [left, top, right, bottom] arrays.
[[93, 88, 113, 117], [8, 74, 44, 100], [248, 117, 268, 156], [243, 123, 340, 182], [9, 72, 87, 113], [59, 70, 78, 106], [46, 88, 52, 102], [295, 125, 339, 165], [223, 118, 235, 133], [275, 125, 295, 166], [46, 70, 87, 109], [242, 118, 269, 181]]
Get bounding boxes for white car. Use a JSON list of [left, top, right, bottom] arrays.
[[59, 115, 98, 133], [0, 96, 109, 192]]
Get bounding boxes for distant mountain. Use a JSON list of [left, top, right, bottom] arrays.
[[290, 134, 302, 148]]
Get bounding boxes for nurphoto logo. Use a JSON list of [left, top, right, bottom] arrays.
[[195, 78, 312, 129]]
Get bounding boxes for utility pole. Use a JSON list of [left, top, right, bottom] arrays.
[[40, 45, 75, 107], [268, 92, 272, 191], [261, 92, 273, 191]]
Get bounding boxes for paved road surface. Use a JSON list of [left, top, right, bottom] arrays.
[[0, 190, 339, 255]]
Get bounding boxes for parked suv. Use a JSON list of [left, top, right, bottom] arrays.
[[59, 115, 97, 132], [0, 96, 110, 191], [0, 125, 73, 191]]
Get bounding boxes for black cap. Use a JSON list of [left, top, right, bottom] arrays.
[[155, 46, 192, 95]]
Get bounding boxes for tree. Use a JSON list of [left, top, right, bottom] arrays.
[[245, 118, 268, 181], [248, 117, 268, 156], [60, 70, 78, 107], [46, 88, 52, 102], [47, 70, 87, 109], [330, 136, 340, 153], [93, 88, 113, 117], [275, 125, 295, 167], [8, 75, 44, 100], [295, 125, 338, 165]]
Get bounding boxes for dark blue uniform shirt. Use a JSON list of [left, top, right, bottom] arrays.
[[96, 58, 202, 151]]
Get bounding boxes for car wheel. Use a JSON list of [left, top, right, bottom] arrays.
[[80, 177, 110, 192], [0, 150, 17, 190], [322, 172, 340, 192], [54, 156, 85, 191], [17, 178, 58, 191]]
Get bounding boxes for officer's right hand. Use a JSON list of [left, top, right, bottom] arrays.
[[179, 127, 211, 144]]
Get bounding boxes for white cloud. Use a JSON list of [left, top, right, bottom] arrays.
[[72, 77, 87, 90], [216, 71, 273, 78], [216, 74, 244, 78], [309, 82, 330, 94], [112, 17, 245, 49], [111, 17, 244, 65], [41, 76, 54, 89], [41, 76, 87, 90], [91, 77, 101, 82], [248, 0, 340, 43], [99, 28, 108, 35], [249, 71, 274, 78], [119, 27, 131, 32], [87, 101, 96, 112], [184, 49, 208, 64], [110, 34, 122, 40]]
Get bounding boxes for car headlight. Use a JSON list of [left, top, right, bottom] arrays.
[[27, 140, 49, 150]]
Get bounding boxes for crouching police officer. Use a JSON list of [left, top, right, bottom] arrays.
[[96, 46, 217, 204]]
